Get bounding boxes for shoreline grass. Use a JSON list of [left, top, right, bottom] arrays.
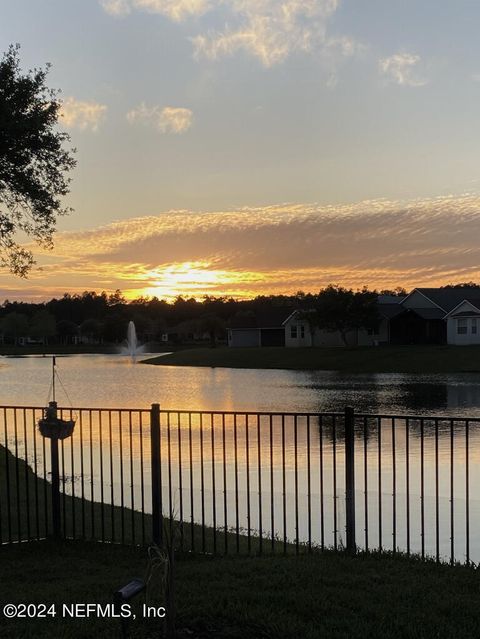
[[142, 344, 480, 373]]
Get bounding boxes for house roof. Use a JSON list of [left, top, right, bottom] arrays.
[[450, 311, 480, 317], [444, 298, 480, 318], [412, 288, 480, 312], [228, 307, 294, 330], [466, 298, 480, 308], [413, 307, 446, 320], [378, 303, 404, 319], [390, 306, 446, 321]]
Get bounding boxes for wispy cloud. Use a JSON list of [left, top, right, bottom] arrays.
[[126, 103, 193, 133], [100, 0, 131, 16], [192, 0, 342, 67], [8, 194, 480, 300], [100, 0, 357, 68], [60, 97, 108, 131], [379, 52, 427, 87], [134, 0, 210, 21], [101, 0, 210, 20]]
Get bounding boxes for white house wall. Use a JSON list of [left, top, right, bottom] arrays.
[[284, 317, 312, 347], [447, 318, 480, 345]]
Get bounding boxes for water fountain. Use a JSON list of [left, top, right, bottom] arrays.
[[122, 320, 144, 361]]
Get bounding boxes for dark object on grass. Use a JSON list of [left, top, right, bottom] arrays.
[[114, 578, 146, 639], [114, 578, 146, 602]]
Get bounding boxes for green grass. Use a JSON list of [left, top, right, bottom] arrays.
[[1, 540, 480, 638], [142, 344, 480, 373]]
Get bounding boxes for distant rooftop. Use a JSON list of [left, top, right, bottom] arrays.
[[228, 307, 294, 329], [414, 288, 480, 312]]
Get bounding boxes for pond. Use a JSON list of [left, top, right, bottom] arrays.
[[2, 354, 480, 564], [1, 353, 480, 416]]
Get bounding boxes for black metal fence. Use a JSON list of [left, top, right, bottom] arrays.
[[1, 404, 479, 564]]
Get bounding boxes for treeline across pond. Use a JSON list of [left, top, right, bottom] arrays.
[[0, 283, 476, 348]]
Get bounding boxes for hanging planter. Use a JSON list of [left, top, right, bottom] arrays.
[[38, 408, 75, 440], [37, 357, 76, 440]]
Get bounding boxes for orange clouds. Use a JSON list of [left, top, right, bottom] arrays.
[[4, 194, 480, 300]]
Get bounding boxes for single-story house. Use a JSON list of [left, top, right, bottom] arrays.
[[395, 287, 480, 345], [283, 310, 357, 347], [227, 308, 293, 347], [284, 295, 403, 348], [228, 296, 404, 349], [227, 288, 480, 348]]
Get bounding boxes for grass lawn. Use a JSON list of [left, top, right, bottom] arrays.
[[142, 344, 480, 373], [1, 539, 480, 638]]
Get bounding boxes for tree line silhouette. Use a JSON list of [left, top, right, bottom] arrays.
[[1, 283, 477, 347], [0, 287, 398, 347]]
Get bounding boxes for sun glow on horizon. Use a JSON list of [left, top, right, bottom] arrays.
[[133, 261, 268, 301], [5, 194, 480, 302]]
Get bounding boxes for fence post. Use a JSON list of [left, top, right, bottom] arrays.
[[151, 403, 163, 547], [345, 406, 356, 553], [50, 435, 61, 539], [46, 400, 62, 540]]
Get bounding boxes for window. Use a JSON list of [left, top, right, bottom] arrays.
[[457, 319, 467, 335], [367, 326, 380, 336], [290, 325, 298, 339], [300, 325, 305, 339], [472, 319, 477, 335]]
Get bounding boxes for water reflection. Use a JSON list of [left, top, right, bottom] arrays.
[[402, 384, 448, 412], [3, 403, 480, 563], [1, 355, 480, 416], [3, 356, 480, 562], [300, 371, 480, 416]]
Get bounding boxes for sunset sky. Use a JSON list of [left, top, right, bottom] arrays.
[[3, 1, 480, 300]]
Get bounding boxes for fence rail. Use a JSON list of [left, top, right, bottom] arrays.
[[1, 404, 479, 564]]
